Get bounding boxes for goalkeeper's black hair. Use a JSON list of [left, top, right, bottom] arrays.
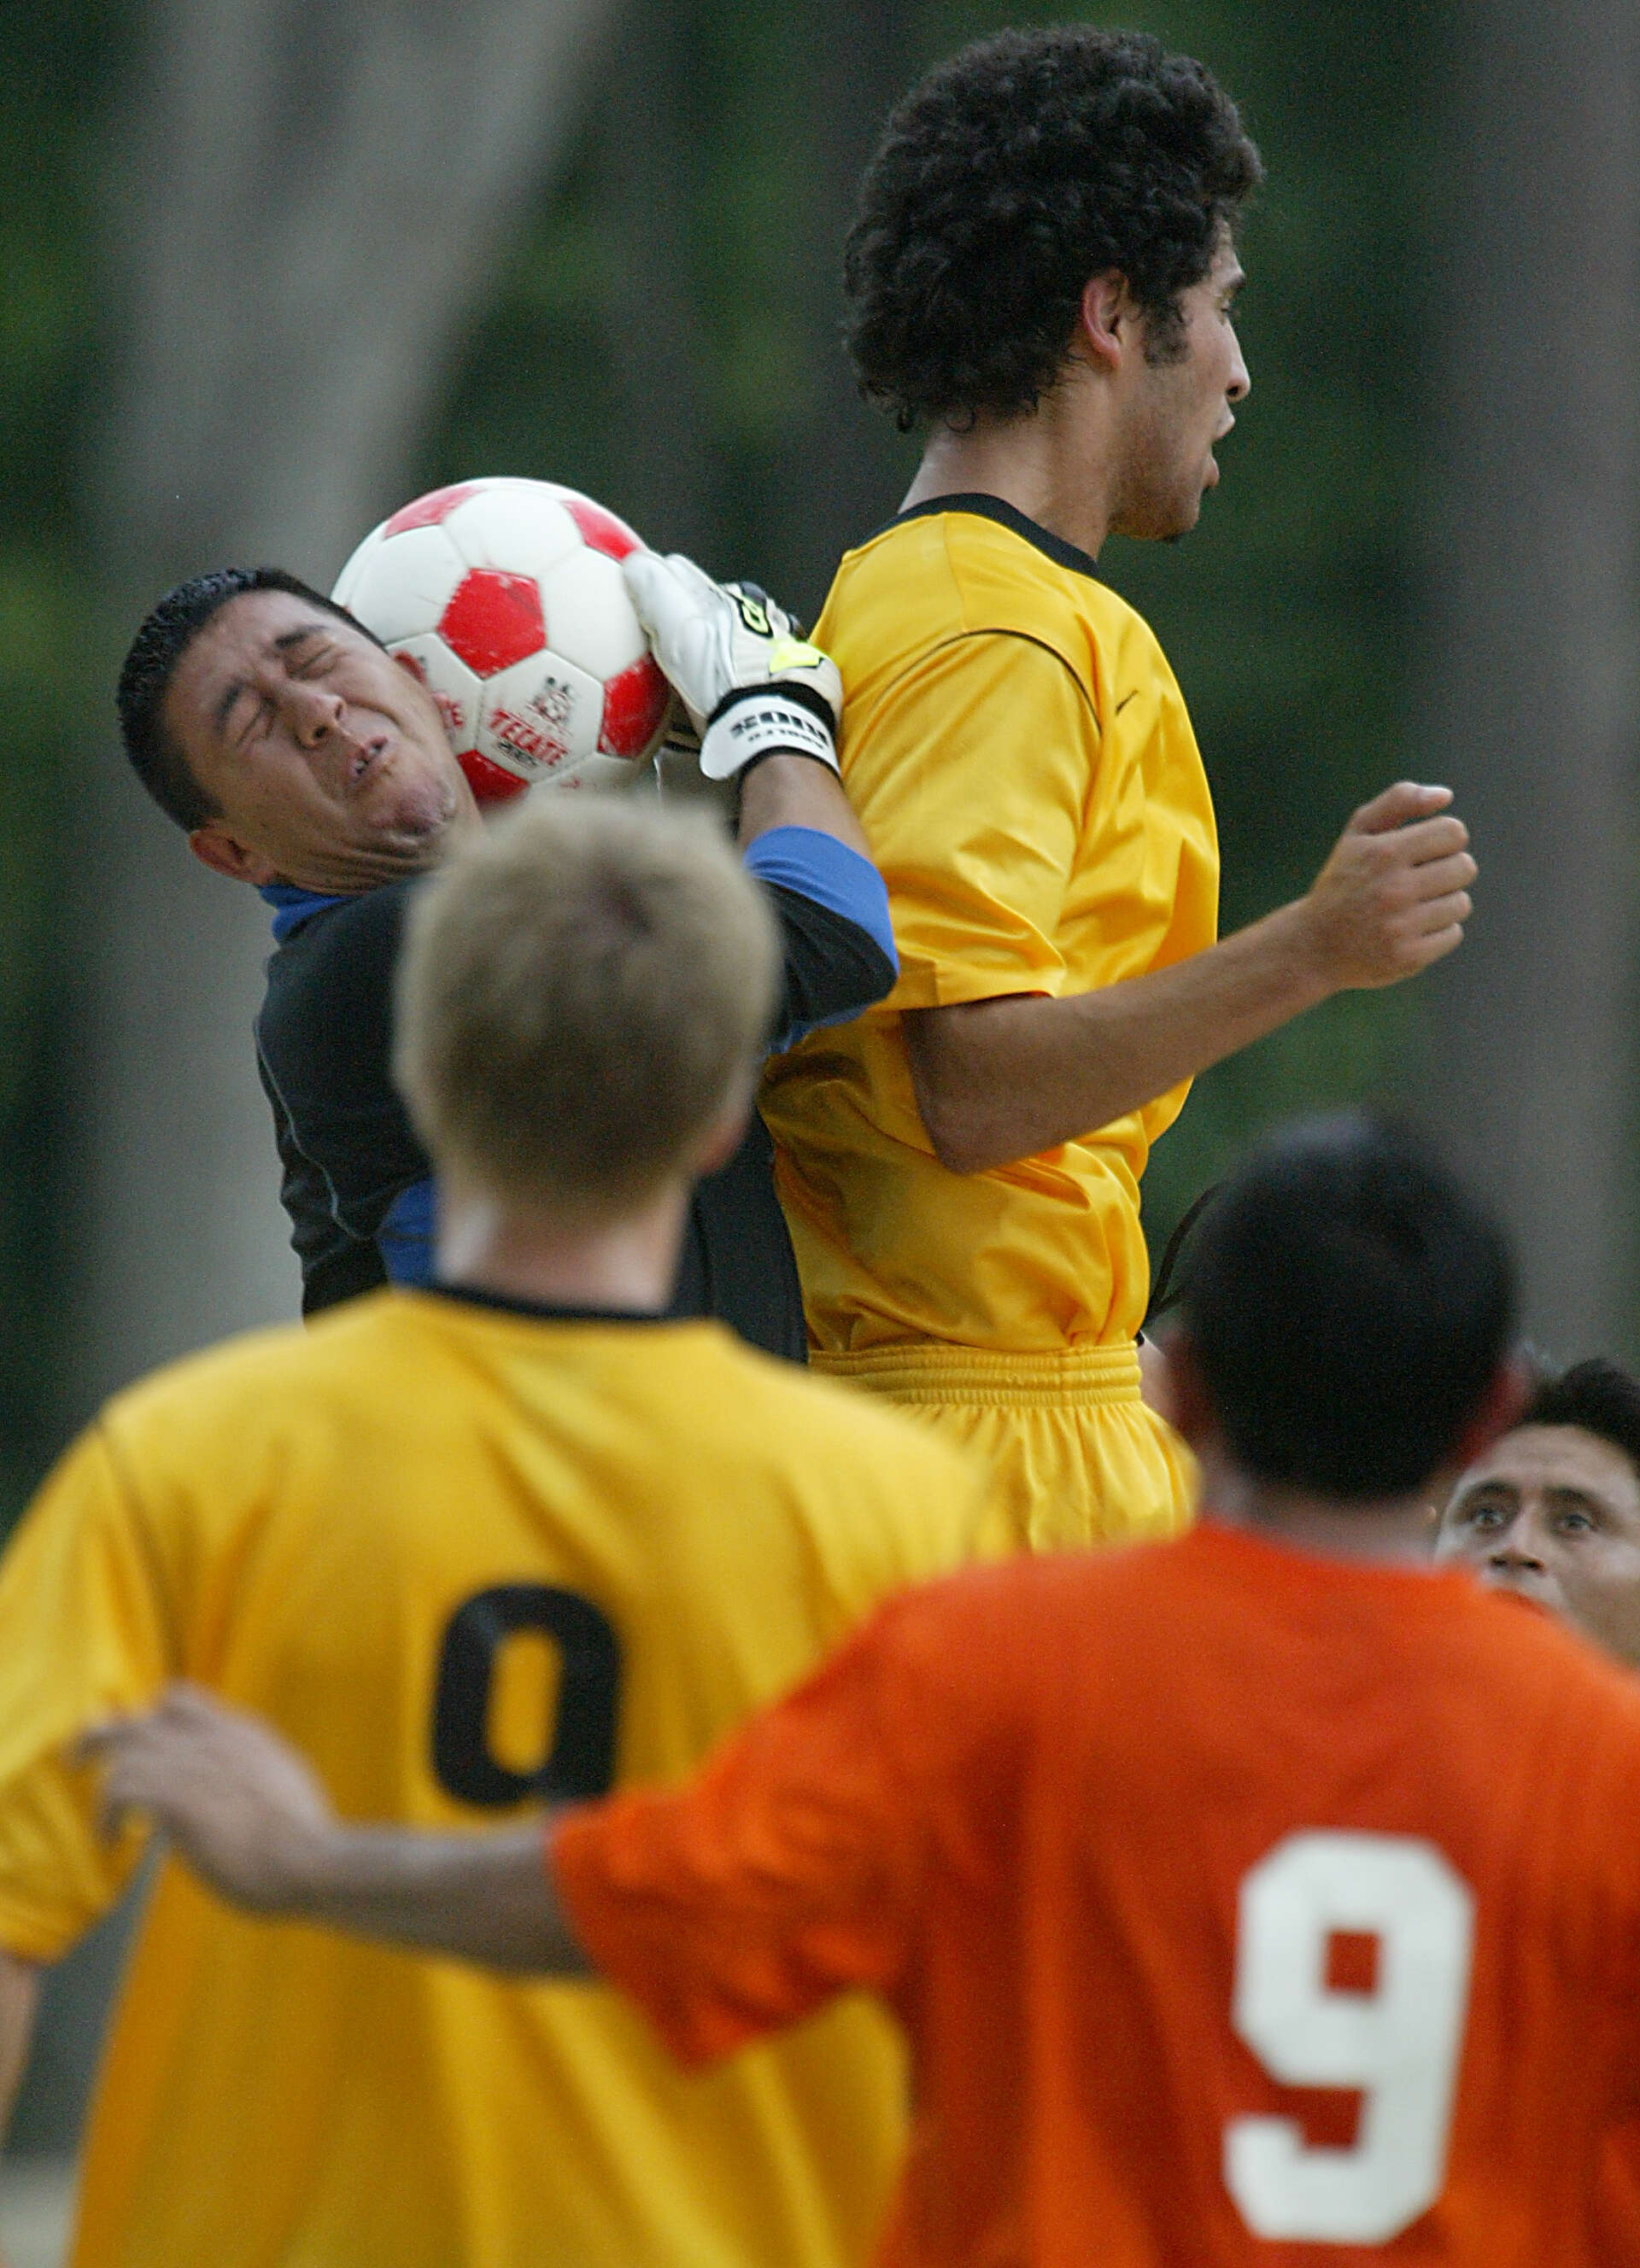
[[1180, 1114, 1515, 1500], [846, 26, 1262, 430], [117, 567, 379, 833]]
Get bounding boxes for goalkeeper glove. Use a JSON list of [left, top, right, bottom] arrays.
[[622, 550, 842, 781]]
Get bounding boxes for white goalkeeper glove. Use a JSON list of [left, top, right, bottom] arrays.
[[622, 550, 842, 781]]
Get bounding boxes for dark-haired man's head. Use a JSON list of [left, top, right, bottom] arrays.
[[1164, 1114, 1520, 1513], [1434, 1359, 1640, 1668], [117, 569, 477, 897], [846, 26, 1262, 539]]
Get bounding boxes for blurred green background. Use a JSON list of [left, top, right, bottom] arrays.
[[0, 0, 127, 1522], [0, 0, 1636, 2213]]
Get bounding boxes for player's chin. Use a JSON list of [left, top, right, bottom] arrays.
[[1157, 494, 1205, 546], [372, 763, 463, 845]]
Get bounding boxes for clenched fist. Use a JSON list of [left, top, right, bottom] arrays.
[[1298, 782, 1476, 991]]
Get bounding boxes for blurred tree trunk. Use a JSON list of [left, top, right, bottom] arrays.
[[1419, 0, 1640, 1356], [599, 0, 716, 558], [753, 0, 917, 621], [75, 0, 623, 1415], [32, 1, 619, 2162], [596, 0, 915, 606]]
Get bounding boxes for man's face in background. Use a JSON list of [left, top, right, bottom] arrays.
[[1435, 1423, 1640, 1669]]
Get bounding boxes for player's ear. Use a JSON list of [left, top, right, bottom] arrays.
[[188, 821, 280, 889], [687, 1091, 753, 1182], [1156, 1330, 1216, 1454], [1075, 270, 1131, 374]]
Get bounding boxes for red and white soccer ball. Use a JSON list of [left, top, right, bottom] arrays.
[[331, 476, 675, 803]]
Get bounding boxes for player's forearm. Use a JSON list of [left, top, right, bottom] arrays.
[[738, 753, 871, 857], [0, 1951, 41, 2149], [908, 780, 1474, 1174], [907, 897, 1330, 1175], [85, 1686, 594, 1979], [280, 1822, 592, 1978]]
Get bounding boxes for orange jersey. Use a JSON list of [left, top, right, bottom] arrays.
[[558, 1523, 1640, 2266]]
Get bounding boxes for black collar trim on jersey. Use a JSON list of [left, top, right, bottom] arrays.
[[876, 493, 1102, 582], [426, 1282, 672, 1326]]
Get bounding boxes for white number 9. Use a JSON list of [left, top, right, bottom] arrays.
[[1226, 1831, 1474, 2244]]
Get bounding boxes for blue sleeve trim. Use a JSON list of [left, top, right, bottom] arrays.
[[377, 1177, 436, 1286], [261, 881, 351, 944], [742, 827, 898, 973]]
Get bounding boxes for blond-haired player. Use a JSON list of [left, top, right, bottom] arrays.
[[0, 800, 994, 2268], [761, 28, 1477, 1548], [89, 1118, 1640, 2267]]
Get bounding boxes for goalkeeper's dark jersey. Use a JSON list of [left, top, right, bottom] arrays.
[[254, 826, 897, 1359]]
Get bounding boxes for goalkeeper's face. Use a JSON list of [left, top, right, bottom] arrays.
[[167, 588, 483, 895]]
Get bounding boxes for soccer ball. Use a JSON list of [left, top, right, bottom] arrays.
[[331, 477, 675, 803]]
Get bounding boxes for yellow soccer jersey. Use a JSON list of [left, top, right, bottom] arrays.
[[0, 1288, 995, 2268], [761, 498, 1220, 1355]]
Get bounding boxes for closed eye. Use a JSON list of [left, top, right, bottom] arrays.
[[234, 692, 276, 751]]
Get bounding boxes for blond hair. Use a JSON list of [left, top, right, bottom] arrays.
[[395, 798, 779, 1215]]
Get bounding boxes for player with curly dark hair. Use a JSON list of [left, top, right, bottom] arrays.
[[844, 26, 1262, 430], [762, 26, 1479, 1552]]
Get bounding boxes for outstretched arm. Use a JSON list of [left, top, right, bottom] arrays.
[[270, 1826, 583, 1975], [737, 752, 870, 859], [623, 549, 897, 1043], [84, 1689, 589, 1978], [907, 781, 1475, 1174], [741, 810, 899, 1052], [91, 1609, 936, 2080], [624, 547, 870, 863]]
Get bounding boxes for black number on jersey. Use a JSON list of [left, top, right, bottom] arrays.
[[431, 1584, 621, 1808]]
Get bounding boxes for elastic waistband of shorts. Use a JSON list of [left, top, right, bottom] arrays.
[[811, 1340, 1142, 1410]]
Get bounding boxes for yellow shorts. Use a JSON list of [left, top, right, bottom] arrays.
[[811, 1341, 1197, 1552]]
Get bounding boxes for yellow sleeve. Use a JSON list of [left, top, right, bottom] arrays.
[[844, 631, 1098, 1011], [0, 1427, 174, 1960]]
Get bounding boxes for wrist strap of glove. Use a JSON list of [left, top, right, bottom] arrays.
[[699, 685, 840, 781]]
